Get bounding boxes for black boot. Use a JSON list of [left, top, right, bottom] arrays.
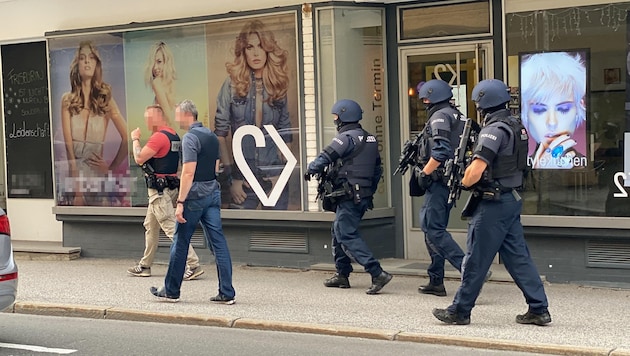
[[366, 271, 393, 295], [324, 273, 350, 288], [418, 283, 447, 297]]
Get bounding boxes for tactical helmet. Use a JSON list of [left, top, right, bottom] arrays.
[[471, 79, 511, 110], [331, 99, 363, 123], [417, 79, 453, 103]]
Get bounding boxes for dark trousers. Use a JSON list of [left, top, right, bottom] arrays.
[[448, 191, 548, 318], [419, 182, 465, 285], [332, 198, 382, 278]]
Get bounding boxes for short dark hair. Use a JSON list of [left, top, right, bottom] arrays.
[[145, 105, 164, 116]]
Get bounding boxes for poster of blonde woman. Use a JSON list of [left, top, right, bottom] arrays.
[[520, 50, 588, 170], [123, 26, 209, 206], [49, 34, 131, 206]]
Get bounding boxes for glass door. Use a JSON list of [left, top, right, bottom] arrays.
[[399, 41, 492, 259]]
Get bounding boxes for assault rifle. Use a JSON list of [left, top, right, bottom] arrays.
[[394, 134, 422, 176], [444, 117, 477, 206], [305, 165, 342, 212]]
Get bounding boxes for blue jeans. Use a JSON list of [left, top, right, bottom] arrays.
[[164, 189, 235, 299], [447, 191, 548, 318], [419, 182, 464, 285], [332, 198, 382, 278]]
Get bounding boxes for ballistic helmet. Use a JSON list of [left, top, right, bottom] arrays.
[[417, 79, 453, 104], [331, 99, 363, 123], [471, 79, 511, 110]]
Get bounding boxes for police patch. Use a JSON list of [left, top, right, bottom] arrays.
[[333, 137, 344, 145], [480, 133, 497, 140]]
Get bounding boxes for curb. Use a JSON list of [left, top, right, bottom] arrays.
[[9, 302, 630, 356]]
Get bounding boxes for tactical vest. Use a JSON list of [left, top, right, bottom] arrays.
[[484, 116, 528, 180], [334, 128, 379, 189], [147, 130, 180, 175], [188, 128, 218, 182], [418, 105, 466, 166]]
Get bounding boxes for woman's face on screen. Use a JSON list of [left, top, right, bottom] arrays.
[[527, 91, 579, 143], [245, 33, 267, 74]]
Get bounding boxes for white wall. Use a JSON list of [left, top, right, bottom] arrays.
[[0, 0, 349, 42], [8, 199, 61, 242]]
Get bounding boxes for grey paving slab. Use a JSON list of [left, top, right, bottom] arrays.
[[8, 257, 630, 356]]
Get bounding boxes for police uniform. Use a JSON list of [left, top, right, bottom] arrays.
[[307, 99, 392, 295], [417, 101, 467, 291], [438, 108, 549, 324]]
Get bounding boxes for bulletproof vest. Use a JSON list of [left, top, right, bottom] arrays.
[[333, 128, 379, 188], [485, 115, 529, 180], [418, 104, 466, 165], [188, 128, 218, 182], [147, 130, 180, 174]]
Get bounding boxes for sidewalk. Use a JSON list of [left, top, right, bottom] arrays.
[[8, 257, 630, 356]]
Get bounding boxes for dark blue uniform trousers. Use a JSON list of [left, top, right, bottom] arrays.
[[419, 182, 465, 285], [332, 198, 383, 278], [448, 191, 549, 318]]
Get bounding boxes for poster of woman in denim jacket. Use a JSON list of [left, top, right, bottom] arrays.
[[210, 16, 299, 210]]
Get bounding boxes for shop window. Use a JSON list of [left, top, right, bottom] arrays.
[[506, 3, 630, 217], [317, 7, 390, 209], [47, 12, 303, 211], [400, 1, 491, 41]]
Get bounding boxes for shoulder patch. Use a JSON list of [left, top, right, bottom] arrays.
[[480, 133, 498, 141]]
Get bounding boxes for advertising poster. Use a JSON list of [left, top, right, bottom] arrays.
[[123, 25, 209, 206], [520, 50, 588, 170], [49, 34, 130, 206], [205, 13, 301, 210]]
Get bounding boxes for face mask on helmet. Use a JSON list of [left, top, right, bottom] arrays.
[[334, 117, 343, 131]]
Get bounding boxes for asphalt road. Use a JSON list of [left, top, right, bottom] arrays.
[[0, 313, 551, 356]]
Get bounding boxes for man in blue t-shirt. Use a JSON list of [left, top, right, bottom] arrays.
[[150, 99, 236, 304]]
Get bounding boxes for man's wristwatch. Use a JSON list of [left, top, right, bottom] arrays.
[[176, 200, 185, 205]]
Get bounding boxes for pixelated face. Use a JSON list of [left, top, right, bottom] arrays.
[[174, 107, 189, 130], [527, 91, 579, 143], [245, 33, 267, 74]]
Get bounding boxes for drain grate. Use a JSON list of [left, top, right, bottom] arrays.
[[249, 231, 308, 253], [159, 228, 206, 248], [586, 240, 630, 269]]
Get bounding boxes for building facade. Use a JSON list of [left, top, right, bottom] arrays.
[[0, 0, 628, 285]]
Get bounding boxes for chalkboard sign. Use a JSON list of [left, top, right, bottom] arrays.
[[1, 42, 53, 198]]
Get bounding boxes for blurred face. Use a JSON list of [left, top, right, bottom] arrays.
[[144, 107, 163, 131], [527, 91, 579, 143], [245, 33, 267, 75], [78, 46, 96, 79], [175, 107, 190, 130], [152, 49, 165, 78]]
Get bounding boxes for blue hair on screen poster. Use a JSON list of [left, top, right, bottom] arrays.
[[519, 50, 588, 170]]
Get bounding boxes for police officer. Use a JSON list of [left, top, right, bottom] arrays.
[[306, 99, 392, 295], [414, 79, 468, 297], [432, 79, 551, 326]]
